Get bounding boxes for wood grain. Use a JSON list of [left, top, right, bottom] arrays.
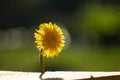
[[0, 71, 120, 80]]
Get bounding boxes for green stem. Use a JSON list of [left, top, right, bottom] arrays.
[[39, 52, 45, 79]]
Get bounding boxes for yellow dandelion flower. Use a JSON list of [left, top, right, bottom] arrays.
[[34, 22, 65, 58]]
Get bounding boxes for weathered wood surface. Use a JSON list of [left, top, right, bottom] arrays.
[[0, 71, 120, 80]]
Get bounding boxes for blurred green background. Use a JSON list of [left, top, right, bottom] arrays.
[[0, 0, 120, 72]]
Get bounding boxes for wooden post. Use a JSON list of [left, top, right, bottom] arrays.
[[0, 71, 120, 80]]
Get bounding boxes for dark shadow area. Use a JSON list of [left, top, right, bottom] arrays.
[[75, 75, 120, 80], [43, 78, 63, 80]]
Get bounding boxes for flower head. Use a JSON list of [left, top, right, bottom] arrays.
[[34, 22, 65, 58]]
